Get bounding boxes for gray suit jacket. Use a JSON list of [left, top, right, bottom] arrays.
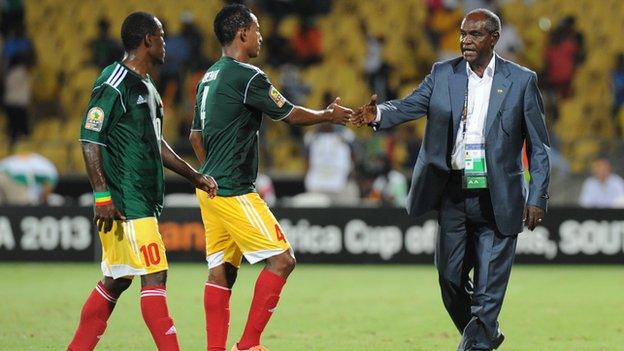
[[377, 55, 550, 236]]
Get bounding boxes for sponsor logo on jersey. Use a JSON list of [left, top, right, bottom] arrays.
[[269, 85, 286, 108], [136, 94, 147, 105], [85, 107, 105, 132]]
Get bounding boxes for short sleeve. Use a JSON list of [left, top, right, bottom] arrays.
[[79, 85, 123, 146], [191, 104, 202, 131], [244, 73, 294, 120]]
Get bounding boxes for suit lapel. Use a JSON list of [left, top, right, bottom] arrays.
[[484, 56, 511, 137], [448, 60, 467, 143]]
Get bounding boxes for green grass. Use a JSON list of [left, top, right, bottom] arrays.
[[0, 264, 622, 350]]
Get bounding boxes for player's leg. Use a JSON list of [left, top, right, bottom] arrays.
[[226, 193, 295, 350], [198, 189, 243, 351], [132, 217, 180, 351], [68, 221, 133, 351], [205, 262, 239, 351]]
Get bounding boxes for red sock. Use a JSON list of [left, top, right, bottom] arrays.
[[140, 286, 180, 351], [204, 283, 232, 351], [67, 281, 118, 351], [237, 270, 286, 350]]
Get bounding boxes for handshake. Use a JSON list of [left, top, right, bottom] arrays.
[[326, 94, 379, 127]]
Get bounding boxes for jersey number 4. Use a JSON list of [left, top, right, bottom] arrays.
[[275, 224, 286, 242], [140, 243, 161, 267]]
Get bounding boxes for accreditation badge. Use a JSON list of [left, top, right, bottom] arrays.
[[463, 142, 488, 189]]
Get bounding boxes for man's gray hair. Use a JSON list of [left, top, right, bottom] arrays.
[[466, 8, 501, 33]]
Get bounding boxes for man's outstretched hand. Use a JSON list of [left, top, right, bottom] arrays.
[[352, 94, 378, 127], [326, 97, 353, 125]]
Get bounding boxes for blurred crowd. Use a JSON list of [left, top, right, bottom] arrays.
[[1, 0, 624, 207]]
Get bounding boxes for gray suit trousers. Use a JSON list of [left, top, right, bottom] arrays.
[[435, 172, 517, 351]]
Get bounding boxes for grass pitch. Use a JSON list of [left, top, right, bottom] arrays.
[[0, 263, 622, 350]]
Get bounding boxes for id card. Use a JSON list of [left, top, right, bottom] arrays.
[[463, 143, 488, 189]]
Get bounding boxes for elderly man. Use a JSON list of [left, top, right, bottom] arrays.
[[353, 8, 550, 351]]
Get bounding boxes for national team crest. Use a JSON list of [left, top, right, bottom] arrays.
[[85, 107, 105, 132], [269, 85, 286, 108]]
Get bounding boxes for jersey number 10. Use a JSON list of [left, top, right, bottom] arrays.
[[140, 243, 161, 266]]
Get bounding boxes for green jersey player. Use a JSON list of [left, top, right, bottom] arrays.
[[68, 12, 217, 351], [189, 4, 352, 351]]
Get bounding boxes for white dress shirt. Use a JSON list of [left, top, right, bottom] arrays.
[[450, 55, 496, 170]]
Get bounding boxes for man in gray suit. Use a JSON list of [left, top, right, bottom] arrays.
[[353, 9, 550, 351]]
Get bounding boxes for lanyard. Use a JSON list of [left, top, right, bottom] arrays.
[[460, 82, 469, 140]]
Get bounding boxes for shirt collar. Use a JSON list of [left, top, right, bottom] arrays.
[[466, 53, 496, 79]]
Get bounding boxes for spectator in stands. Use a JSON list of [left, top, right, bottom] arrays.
[[264, 19, 292, 67], [0, 0, 24, 38], [180, 11, 205, 64], [2, 22, 34, 70], [612, 53, 624, 120], [290, 17, 322, 66], [424, 0, 443, 49], [304, 124, 359, 205], [160, 13, 205, 107], [162, 12, 205, 107], [368, 157, 408, 207], [279, 63, 310, 106], [88, 18, 123, 69], [362, 29, 394, 103], [578, 156, 624, 208], [402, 125, 423, 170], [0, 148, 58, 205], [545, 16, 585, 97], [542, 16, 585, 116], [3, 51, 34, 150], [427, 2, 463, 60]]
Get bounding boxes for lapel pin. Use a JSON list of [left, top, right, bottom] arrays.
[[497, 88, 503, 94]]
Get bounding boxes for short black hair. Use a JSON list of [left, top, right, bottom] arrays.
[[466, 8, 501, 34], [213, 4, 254, 46], [121, 12, 159, 51]]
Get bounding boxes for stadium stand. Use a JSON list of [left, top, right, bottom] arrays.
[[1, 0, 623, 204]]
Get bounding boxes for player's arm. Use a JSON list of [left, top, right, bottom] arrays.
[[81, 142, 126, 232], [189, 130, 206, 164], [80, 86, 126, 233], [189, 99, 206, 164], [160, 139, 217, 197], [245, 73, 352, 126], [284, 97, 352, 126]]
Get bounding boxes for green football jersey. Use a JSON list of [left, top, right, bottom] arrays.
[[79, 62, 165, 219], [192, 56, 294, 196]]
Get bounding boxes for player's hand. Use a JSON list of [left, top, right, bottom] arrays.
[[326, 97, 353, 125], [352, 94, 378, 127], [523, 205, 545, 231], [193, 173, 218, 198], [94, 203, 126, 233]]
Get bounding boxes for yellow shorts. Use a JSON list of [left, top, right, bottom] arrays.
[[99, 217, 169, 279], [196, 190, 293, 268]]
